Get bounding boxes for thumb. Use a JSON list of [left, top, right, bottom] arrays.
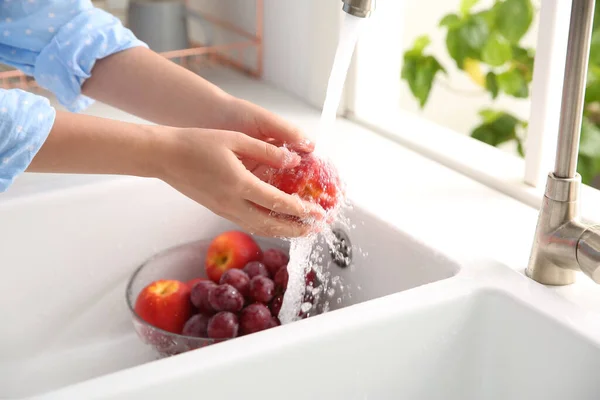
[[230, 133, 301, 169]]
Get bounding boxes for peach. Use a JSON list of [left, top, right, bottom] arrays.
[[270, 153, 342, 212], [205, 231, 263, 283], [134, 279, 193, 334]]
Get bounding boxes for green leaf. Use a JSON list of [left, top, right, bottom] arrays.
[[516, 138, 525, 157], [486, 72, 499, 99], [478, 108, 503, 123], [579, 117, 600, 158], [497, 68, 529, 98], [470, 110, 526, 153], [511, 46, 535, 82], [408, 35, 431, 56], [495, 0, 533, 44], [474, 2, 501, 30], [471, 112, 521, 146], [482, 33, 513, 66], [589, 30, 600, 67], [460, 0, 480, 16], [446, 14, 490, 68], [401, 53, 446, 108], [585, 80, 600, 103], [439, 13, 461, 28]]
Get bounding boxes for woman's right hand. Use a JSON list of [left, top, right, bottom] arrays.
[[158, 127, 325, 238]]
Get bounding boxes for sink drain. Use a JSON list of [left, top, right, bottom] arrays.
[[329, 228, 352, 268]]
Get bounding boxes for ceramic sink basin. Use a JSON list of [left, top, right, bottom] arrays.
[[0, 177, 459, 399], [36, 275, 600, 400]]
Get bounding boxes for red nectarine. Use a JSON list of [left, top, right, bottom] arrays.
[[205, 231, 263, 283], [270, 153, 342, 212], [134, 279, 193, 335]]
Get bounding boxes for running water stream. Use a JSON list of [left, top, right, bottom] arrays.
[[278, 13, 367, 324]]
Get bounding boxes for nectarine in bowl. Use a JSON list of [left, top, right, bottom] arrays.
[[126, 232, 293, 358]]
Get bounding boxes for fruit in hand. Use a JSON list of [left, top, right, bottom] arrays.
[[240, 303, 273, 335], [249, 276, 275, 303], [262, 248, 289, 276], [270, 152, 342, 212], [207, 312, 239, 339], [182, 313, 210, 338], [134, 279, 192, 334], [208, 284, 244, 312], [219, 269, 250, 298], [205, 231, 263, 283], [190, 280, 218, 314], [243, 261, 270, 279]]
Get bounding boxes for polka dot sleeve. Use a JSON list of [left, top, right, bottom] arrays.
[[0, 1, 148, 112], [0, 89, 55, 192]]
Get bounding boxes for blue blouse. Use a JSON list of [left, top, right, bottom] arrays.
[[0, 0, 147, 191]]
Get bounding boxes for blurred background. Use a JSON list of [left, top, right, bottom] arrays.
[[3, 0, 600, 186]]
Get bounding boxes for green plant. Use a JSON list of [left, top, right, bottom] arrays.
[[401, 0, 600, 185]]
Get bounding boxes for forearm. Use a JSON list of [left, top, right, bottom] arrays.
[[82, 47, 235, 130], [27, 111, 165, 179]]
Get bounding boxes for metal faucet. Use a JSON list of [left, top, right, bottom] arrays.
[[341, 0, 375, 18], [526, 0, 600, 285]]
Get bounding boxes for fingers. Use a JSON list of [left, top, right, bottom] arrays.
[[241, 171, 325, 220], [245, 102, 315, 152], [231, 134, 301, 169], [235, 202, 313, 238]]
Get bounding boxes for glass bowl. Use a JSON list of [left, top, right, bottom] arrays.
[[125, 236, 287, 358]]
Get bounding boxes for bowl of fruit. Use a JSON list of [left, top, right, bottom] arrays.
[[126, 230, 305, 357]]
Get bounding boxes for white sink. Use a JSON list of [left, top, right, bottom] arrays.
[[0, 177, 459, 399], [27, 267, 600, 400]]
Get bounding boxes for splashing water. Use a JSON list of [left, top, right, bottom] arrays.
[[277, 13, 367, 324], [314, 13, 366, 155]]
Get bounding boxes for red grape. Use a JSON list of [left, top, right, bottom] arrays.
[[190, 280, 217, 314], [182, 314, 210, 338], [239, 303, 272, 334], [243, 261, 270, 279], [269, 294, 283, 317], [249, 276, 275, 303], [305, 269, 317, 287], [268, 317, 281, 328], [219, 269, 250, 298], [208, 284, 244, 312], [274, 267, 289, 291], [263, 248, 289, 276], [207, 312, 239, 339]]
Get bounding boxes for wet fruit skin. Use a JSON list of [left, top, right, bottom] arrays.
[[249, 276, 275, 304], [190, 280, 218, 314], [243, 261, 270, 279], [274, 267, 289, 292], [208, 284, 245, 313], [270, 152, 342, 212], [182, 314, 211, 337], [262, 248, 289, 276], [134, 279, 193, 334], [220, 269, 251, 298], [239, 303, 273, 335], [207, 312, 239, 339], [205, 231, 263, 283]]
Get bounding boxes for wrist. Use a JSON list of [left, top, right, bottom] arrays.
[[135, 124, 177, 180]]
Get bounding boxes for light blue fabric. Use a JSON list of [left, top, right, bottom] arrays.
[[0, 1, 147, 191]]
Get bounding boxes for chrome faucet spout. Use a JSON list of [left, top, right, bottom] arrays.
[[341, 0, 375, 18], [526, 0, 600, 285]]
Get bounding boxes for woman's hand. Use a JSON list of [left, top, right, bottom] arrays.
[[27, 111, 323, 238], [158, 127, 324, 238]]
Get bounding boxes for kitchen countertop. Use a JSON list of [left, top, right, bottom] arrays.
[[3, 66, 600, 316]]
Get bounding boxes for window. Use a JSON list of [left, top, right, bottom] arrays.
[[345, 0, 600, 211]]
